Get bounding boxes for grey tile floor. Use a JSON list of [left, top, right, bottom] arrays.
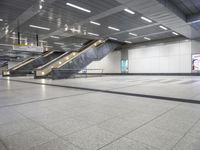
[[0, 76, 200, 150], [8, 75, 200, 101]]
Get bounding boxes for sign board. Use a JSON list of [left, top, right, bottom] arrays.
[[13, 45, 43, 53], [192, 54, 200, 71]]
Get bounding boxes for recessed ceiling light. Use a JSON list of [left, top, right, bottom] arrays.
[[10, 37, 26, 40], [159, 25, 168, 30], [124, 8, 135, 15], [124, 41, 132, 44], [141, 16, 152, 23], [29, 25, 50, 30], [54, 42, 64, 45], [192, 19, 200, 24], [88, 32, 99, 36], [0, 19, 3, 22], [39, 4, 43, 9], [172, 32, 179, 35], [50, 36, 60, 39], [44, 45, 52, 48], [144, 37, 151, 40], [109, 37, 118, 40], [66, 2, 91, 13], [108, 26, 120, 31], [129, 32, 137, 36], [90, 21, 101, 26], [39, 40, 47, 43]]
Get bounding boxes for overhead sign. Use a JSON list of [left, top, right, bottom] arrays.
[[192, 54, 200, 71], [13, 45, 43, 53]]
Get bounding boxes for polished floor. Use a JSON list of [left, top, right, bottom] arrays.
[[0, 76, 200, 150]]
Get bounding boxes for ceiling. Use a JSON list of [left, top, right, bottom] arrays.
[[1, 0, 200, 60]]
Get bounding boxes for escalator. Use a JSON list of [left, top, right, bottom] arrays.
[[2, 51, 64, 77], [34, 39, 121, 79]]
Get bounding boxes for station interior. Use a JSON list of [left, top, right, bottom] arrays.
[[1, 0, 200, 149]]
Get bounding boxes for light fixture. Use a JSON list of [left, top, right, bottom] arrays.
[[10, 37, 26, 40], [66, 57, 69, 60], [192, 20, 200, 24], [159, 25, 168, 30], [73, 52, 76, 56], [0, 19, 3, 22], [129, 32, 137, 36], [39, 4, 43, 9], [29, 25, 50, 30], [42, 72, 45, 75], [172, 32, 179, 35], [124, 41, 132, 44], [39, 40, 47, 43], [59, 61, 62, 64], [124, 8, 135, 15], [90, 21, 101, 26], [88, 32, 99, 36], [141, 16, 152, 23], [54, 42, 64, 45], [108, 26, 120, 31], [44, 45, 52, 48], [51, 66, 54, 68], [50, 36, 60, 39], [144, 37, 151, 40], [66, 2, 91, 13], [109, 37, 118, 40]]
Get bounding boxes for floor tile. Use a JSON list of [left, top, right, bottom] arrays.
[[100, 137, 159, 150], [0, 119, 38, 139], [2, 127, 57, 150], [64, 126, 119, 150], [127, 125, 183, 150], [45, 118, 91, 136], [172, 135, 200, 150], [29, 138, 81, 150]]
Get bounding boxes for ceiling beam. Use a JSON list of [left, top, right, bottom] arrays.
[[102, 23, 159, 38], [115, 0, 200, 39], [127, 30, 172, 40], [187, 12, 200, 23], [0, 0, 57, 39], [41, 1, 139, 40]]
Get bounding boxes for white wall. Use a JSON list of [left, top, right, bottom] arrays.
[[87, 51, 121, 73], [128, 40, 192, 73]]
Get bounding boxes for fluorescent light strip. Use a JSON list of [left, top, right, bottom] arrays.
[[0, 19, 3, 22], [144, 37, 151, 40], [10, 37, 26, 40], [88, 32, 99, 36], [39, 40, 47, 43], [159, 25, 168, 30], [124, 41, 132, 44], [29, 25, 50, 30], [192, 20, 200, 24], [66, 2, 91, 13], [108, 26, 120, 31], [54, 42, 64, 45], [124, 8, 135, 15], [172, 32, 178, 35], [109, 37, 118, 40], [129, 32, 137, 36], [141, 16, 152, 23], [50, 36, 60, 39], [90, 21, 101, 26]]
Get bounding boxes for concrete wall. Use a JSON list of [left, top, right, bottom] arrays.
[[87, 51, 121, 73], [128, 39, 192, 73]]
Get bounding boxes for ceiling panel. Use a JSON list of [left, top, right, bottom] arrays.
[[169, 0, 200, 15]]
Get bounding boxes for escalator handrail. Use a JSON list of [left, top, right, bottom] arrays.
[[36, 40, 98, 70], [8, 51, 53, 71]]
